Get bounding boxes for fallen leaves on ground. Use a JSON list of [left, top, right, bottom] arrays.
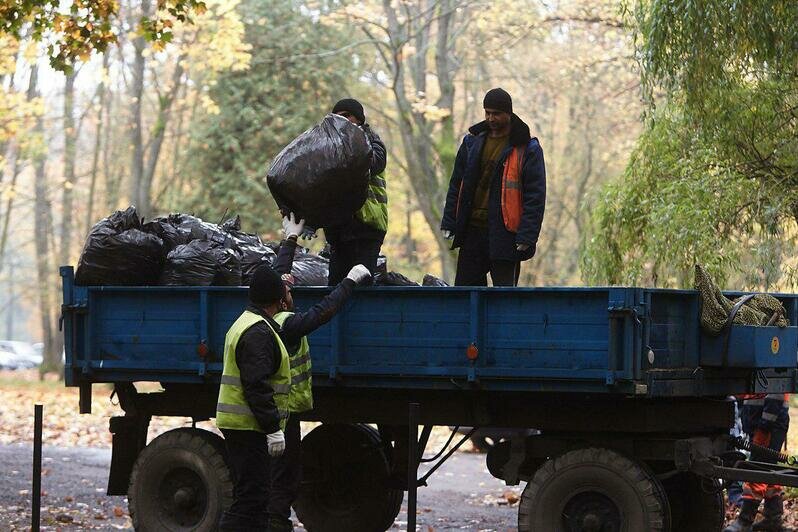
[[0, 369, 462, 450]]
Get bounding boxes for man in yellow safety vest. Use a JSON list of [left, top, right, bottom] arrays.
[[217, 214, 370, 531]]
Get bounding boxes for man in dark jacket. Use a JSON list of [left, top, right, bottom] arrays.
[[216, 238, 370, 531], [440, 88, 546, 286], [319, 98, 388, 285]]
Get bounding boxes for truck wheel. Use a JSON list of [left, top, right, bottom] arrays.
[[663, 472, 724, 531], [518, 447, 669, 532], [128, 428, 232, 532], [295, 423, 402, 532]]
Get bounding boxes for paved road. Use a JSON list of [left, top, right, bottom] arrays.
[[0, 443, 522, 531]]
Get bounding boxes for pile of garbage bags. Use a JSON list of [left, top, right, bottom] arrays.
[[76, 207, 449, 288], [267, 114, 371, 228], [76, 208, 288, 287]]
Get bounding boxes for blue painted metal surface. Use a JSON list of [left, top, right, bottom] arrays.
[[60, 267, 798, 396]]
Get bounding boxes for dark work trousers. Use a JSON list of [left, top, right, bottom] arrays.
[[454, 227, 520, 286], [219, 429, 271, 531], [266, 416, 301, 528], [327, 237, 383, 286]]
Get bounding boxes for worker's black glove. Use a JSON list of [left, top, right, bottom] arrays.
[[300, 226, 318, 240]]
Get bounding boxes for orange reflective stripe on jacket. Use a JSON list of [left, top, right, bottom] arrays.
[[501, 146, 525, 232]]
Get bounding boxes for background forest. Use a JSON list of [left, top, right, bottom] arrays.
[[1, 0, 795, 373]]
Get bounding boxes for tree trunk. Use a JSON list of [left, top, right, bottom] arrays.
[[30, 66, 59, 376], [381, 0, 458, 280], [128, 0, 150, 216], [85, 52, 110, 235], [0, 141, 21, 267], [143, 58, 185, 214], [104, 76, 120, 210], [61, 70, 77, 267]]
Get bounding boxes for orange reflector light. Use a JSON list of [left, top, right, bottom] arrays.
[[197, 342, 210, 359], [466, 343, 478, 360]]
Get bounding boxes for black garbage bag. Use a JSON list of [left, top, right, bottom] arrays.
[[374, 271, 419, 286], [422, 274, 449, 287], [239, 243, 277, 284], [143, 216, 191, 252], [213, 246, 243, 286], [161, 240, 244, 287], [291, 253, 329, 286], [169, 213, 233, 248], [223, 216, 264, 248], [75, 207, 164, 286], [267, 114, 371, 228]]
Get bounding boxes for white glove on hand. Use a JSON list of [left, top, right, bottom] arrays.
[[442, 229, 454, 240], [281, 213, 305, 240], [516, 243, 530, 252], [346, 264, 371, 284], [267, 430, 285, 457]]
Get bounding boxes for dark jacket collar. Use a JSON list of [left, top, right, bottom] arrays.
[[468, 113, 531, 147], [246, 304, 280, 329]]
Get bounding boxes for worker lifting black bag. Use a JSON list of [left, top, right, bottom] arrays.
[[75, 206, 164, 286], [266, 114, 371, 228]]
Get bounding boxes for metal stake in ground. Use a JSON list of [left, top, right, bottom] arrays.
[[407, 402, 419, 532], [32, 403, 43, 532]]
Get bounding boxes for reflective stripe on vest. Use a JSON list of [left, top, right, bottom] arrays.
[[501, 146, 525, 232], [216, 310, 292, 432], [356, 171, 388, 232], [273, 311, 314, 413]]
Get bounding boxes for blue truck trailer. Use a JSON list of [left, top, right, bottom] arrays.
[[60, 265, 798, 531]]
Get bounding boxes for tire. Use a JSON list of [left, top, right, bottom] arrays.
[[294, 423, 403, 532], [663, 472, 724, 532], [128, 428, 233, 532], [518, 447, 669, 532]]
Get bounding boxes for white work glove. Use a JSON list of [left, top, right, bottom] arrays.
[[267, 430, 285, 457], [441, 229, 454, 240], [281, 213, 305, 240], [346, 264, 372, 284]]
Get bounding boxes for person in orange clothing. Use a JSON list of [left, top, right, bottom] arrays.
[[724, 393, 790, 532]]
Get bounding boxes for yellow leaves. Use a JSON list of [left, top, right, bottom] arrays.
[[200, 93, 221, 115], [411, 100, 451, 122], [23, 41, 40, 63], [0, 37, 19, 76], [1, 185, 17, 201], [181, 0, 251, 74]]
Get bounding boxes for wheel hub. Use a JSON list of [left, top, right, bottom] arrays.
[[561, 491, 622, 532], [173, 487, 196, 508], [157, 467, 207, 527]]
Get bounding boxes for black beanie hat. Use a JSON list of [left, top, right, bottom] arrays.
[[483, 88, 512, 114], [249, 264, 285, 305], [332, 98, 365, 124]]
